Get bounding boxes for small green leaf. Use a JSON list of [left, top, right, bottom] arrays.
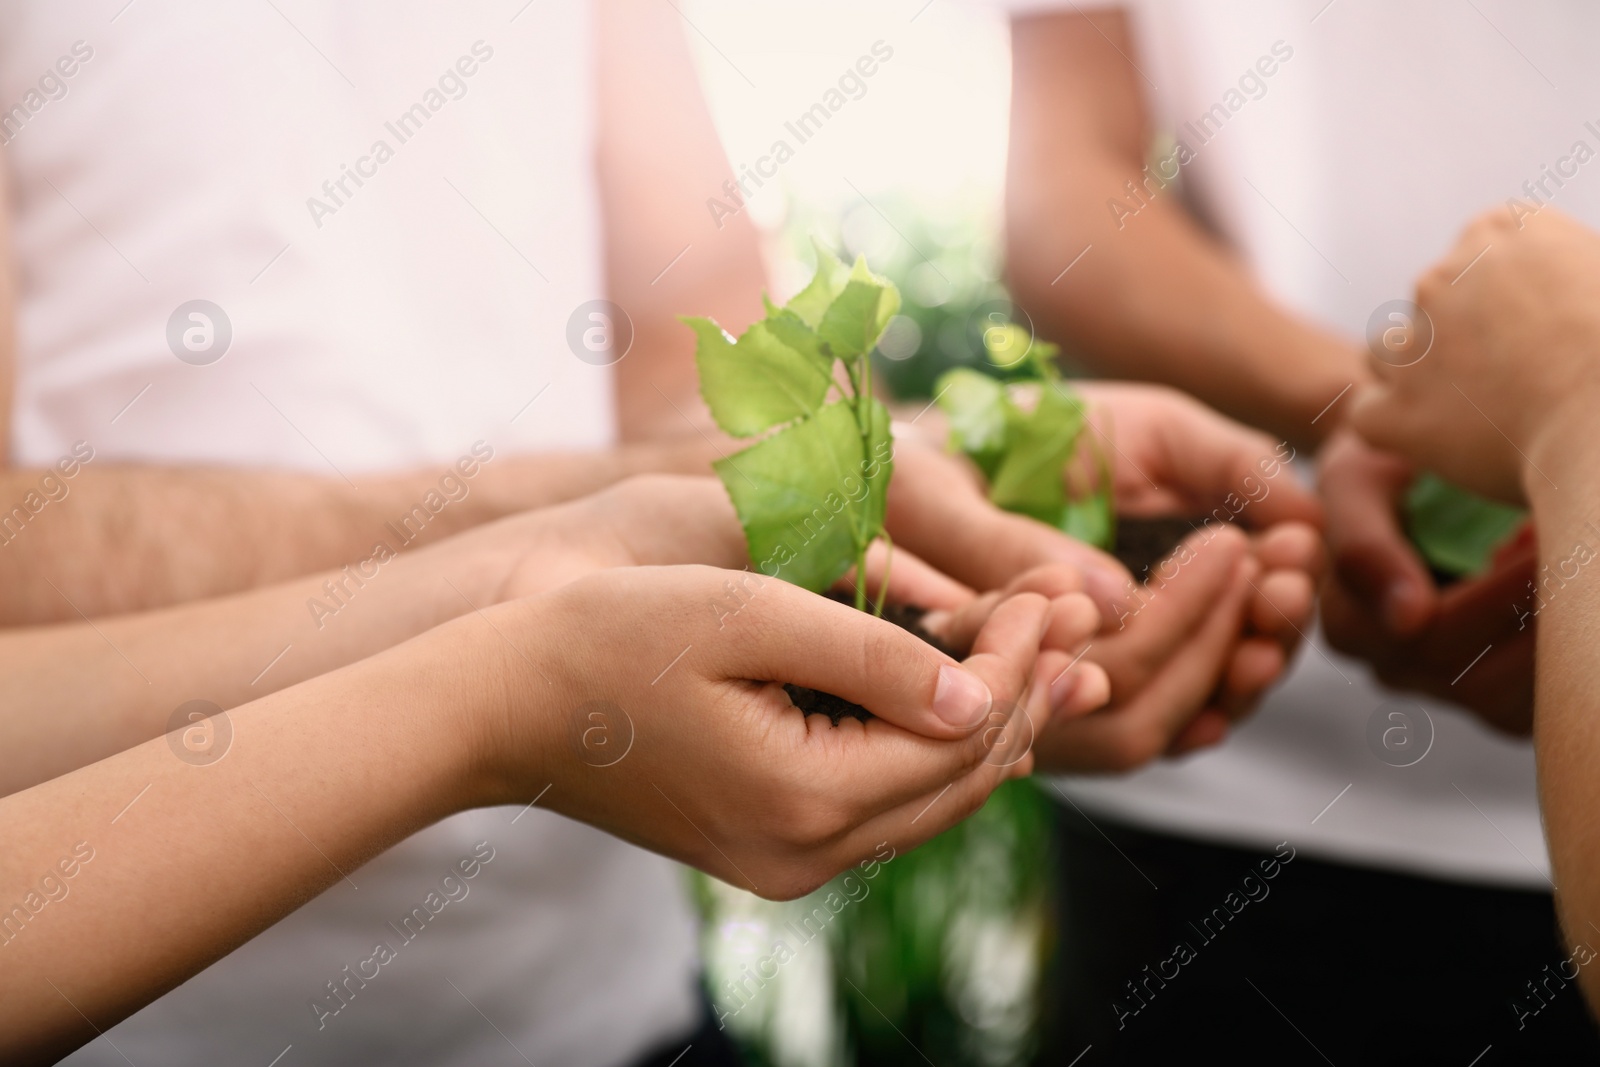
[[934, 368, 1014, 481], [714, 400, 893, 593], [1404, 472, 1526, 577], [786, 240, 852, 329], [684, 315, 833, 438], [989, 383, 1086, 524], [818, 257, 902, 358]]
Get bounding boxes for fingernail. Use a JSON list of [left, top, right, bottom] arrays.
[[1049, 668, 1080, 713], [933, 664, 992, 728]]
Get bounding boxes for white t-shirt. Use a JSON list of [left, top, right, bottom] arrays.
[[1001, 0, 1600, 887], [2, 3, 700, 1064]]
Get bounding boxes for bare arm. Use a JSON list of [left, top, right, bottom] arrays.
[[1005, 9, 1363, 449], [0, 474, 752, 796], [1528, 451, 1600, 1008], [0, 618, 494, 1065], [0, 439, 718, 626], [0, 564, 1053, 1064], [595, 0, 767, 441], [0, 160, 14, 468]]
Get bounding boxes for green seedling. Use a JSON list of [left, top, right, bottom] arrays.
[[683, 241, 899, 614], [934, 323, 1114, 550]]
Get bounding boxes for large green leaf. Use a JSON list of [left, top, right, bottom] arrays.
[[935, 367, 1014, 481], [785, 239, 852, 330], [989, 383, 1086, 525], [818, 256, 902, 358], [684, 315, 832, 438], [715, 400, 893, 592], [1404, 472, 1526, 577]]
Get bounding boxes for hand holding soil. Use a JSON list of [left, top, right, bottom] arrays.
[[472, 565, 1066, 901], [894, 381, 1325, 767]]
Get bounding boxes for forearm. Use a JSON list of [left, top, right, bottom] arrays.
[[596, 0, 767, 441], [0, 473, 749, 795], [1006, 15, 1364, 449], [0, 536, 496, 795], [1008, 164, 1361, 446], [1525, 442, 1600, 1011], [0, 438, 716, 625], [0, 624, 497, 1064]]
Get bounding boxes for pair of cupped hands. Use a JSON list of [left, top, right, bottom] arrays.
[[1318, 207, 1600, 737], [400, 382, 1322, 901]]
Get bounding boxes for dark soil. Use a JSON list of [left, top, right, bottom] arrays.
[[787, 591, 958, 725], [1113, 515, 1207, 580]]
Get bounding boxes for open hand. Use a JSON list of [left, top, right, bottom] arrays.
[[888, 382, 1323, 768]]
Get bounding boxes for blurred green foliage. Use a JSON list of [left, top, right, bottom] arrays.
[[696, 780, 1057, 1067]]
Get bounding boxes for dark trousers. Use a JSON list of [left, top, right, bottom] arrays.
[[1041, 805, 1600, 1065]]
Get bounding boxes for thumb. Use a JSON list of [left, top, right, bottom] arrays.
[[721, 580, 1049, 741]]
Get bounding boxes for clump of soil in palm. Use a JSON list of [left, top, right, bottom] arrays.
[[1113, 515, 1207, 580]]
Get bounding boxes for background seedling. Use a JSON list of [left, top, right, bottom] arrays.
[[934, 322, 1114, 550]]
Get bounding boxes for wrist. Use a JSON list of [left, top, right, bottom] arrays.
[[431, 597, 566, 811], [1524, 395, 1600, 517], [382, 527, 529, 631], [1296, 350, 1376, 451], [323, 619, 525, 822]]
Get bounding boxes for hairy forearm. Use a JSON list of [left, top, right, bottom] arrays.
[[0, 438, 715, 625], [1526, 443, 1600, 1012], [0, 624, 496, 1064]]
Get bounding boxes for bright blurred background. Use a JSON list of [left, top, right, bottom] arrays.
[[681, 0, 1011, 274], [675, 5, 1067, 1065]]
